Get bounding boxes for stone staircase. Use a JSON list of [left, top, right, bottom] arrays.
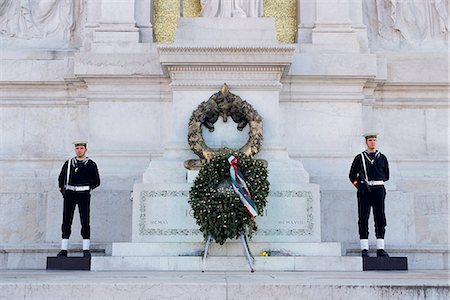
[[90, 242, 362, 271]]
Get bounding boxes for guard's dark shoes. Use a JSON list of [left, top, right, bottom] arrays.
[[361, 249, 369, 257], [57, 250, 67, 257], [377, 249, 389, 257], [83, 250, 91, 258]]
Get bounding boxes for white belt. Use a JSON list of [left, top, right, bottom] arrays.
[[65, 185, 90, 192], [367, 180, 384, 186]]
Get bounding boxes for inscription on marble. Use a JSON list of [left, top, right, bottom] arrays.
[[138, 189, 314, 238], [255, 190, 314, 236], [139, 190, 201, 237]]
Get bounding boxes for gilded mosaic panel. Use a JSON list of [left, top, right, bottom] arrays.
[[183, 0, 202, 17], [263, 0, 297, 43], [153, 0, 297, 43], [153, 0, 180, 43]]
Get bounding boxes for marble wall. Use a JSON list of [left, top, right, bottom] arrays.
[[0, 0, 448, 268]]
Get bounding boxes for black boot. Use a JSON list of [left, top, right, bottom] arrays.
[[361, 249, 369, 257], [377, 249, 389, 257], [83, 250, 91, 258], [57, 250, 67, 257]]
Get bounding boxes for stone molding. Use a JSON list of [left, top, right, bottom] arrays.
[[158, 45, 296, 54], [0, 81, 86, 107], [158, 45, 296, 66], [167, 65, 285, 72], [159, 44, 295, 87], [167, 65, 285, 88]]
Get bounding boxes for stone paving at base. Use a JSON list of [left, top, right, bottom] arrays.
[[0, 270, 448, 300]]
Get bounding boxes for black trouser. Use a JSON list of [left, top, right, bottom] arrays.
[[61, 190, 91, 239], [357, 185, 386, 239]]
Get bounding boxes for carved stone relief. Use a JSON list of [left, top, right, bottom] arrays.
[[0, 0, 83, 43], [200, 0, 263, 18], [363, 0, 448, 50]]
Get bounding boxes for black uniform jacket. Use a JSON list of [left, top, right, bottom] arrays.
[[349, 150, 389, 184], [58, 158, 101, 190]]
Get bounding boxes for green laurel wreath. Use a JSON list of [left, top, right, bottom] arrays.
[[188, 151, 269, 245]]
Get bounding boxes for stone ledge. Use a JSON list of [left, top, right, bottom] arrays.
[[111, 241, 342, 257], [0, 243, 107, 254], [0, 270, 448, 300], [91, 256, 362, 272]]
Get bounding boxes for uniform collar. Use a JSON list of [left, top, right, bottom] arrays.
[[71, 157, 90, 167], [363, 150, 380, 163]]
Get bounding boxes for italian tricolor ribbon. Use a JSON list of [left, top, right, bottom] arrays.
[[228, 155, 258, 218]]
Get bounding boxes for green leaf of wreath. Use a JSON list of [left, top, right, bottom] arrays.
[[188, 150, 270, 245]]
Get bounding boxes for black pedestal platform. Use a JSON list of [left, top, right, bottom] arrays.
[[46, 256, 91, 270], [363, 256, 408, 271]]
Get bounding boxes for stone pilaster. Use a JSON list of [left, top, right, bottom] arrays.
[[308, 0, 360, 53], [85, 0, 101, 28], [297, 0, 316, 44], [93, 0, 139, 43], [135, 0, 153, 42], [349, 0, 369, 53]]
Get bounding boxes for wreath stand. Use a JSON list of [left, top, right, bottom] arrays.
[[188, 85, 266, 273], [201, 233, 254, 272]]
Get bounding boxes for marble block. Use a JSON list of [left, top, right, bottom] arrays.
[[111, 242, 342, 257], [90, 256, 362, 272], [174, 17, 278, 46], [132, 183, 321, 243]]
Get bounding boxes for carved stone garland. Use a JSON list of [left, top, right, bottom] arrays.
[[187, 84, 263, 160]]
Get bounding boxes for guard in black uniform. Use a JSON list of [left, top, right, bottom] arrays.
[[57, 141, 100, 257], [349, 132, 389, 257]]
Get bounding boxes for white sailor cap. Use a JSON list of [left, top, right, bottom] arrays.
[[362, 132, 378, 139], [72, 140, 88, 147]]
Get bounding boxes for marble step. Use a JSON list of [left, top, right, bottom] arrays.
[[111, 242, 342, 257], [2, 270, 448, 300], [91, 256, 362, 272]]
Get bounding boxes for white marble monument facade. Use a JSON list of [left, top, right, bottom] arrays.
[[0, 0, 448, 270], [132, 17, 322, 249]]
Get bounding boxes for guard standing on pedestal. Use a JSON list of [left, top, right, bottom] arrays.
[[349, 132, 390, 258], [57, 141, 100, 258]]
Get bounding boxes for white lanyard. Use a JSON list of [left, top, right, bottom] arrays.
[[360, 152, 368, 181], [66, 159, 71, 186]]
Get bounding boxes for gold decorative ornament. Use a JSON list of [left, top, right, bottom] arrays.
[[263, 0, 297, 43], [183, 0, 202, 17], [153, 0, 180, 43], [187, 84, 263, 160]]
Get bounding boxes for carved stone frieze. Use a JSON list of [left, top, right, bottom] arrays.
[[168, 66, 284, 88], [159, 44, 295, 87], [0, 0, 83, 43], [158, 45, 296, 54], [363, 0, 448, 50]]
